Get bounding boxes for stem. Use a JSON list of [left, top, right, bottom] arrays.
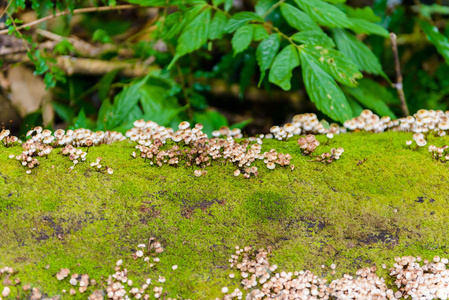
[[176, 63, 193, 120], [0, 4, 138, 35], [262, 0, 285, 19], [390, 32, 409, 117], [0, 0, 12, 20]]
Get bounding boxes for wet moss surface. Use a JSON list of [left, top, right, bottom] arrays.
[[1, 131, 449, 298]]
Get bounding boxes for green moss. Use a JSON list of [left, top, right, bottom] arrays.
[[1, 132, 449, 298]]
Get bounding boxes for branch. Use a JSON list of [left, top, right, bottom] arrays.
[[390, 32, 409, 117], [0, 4, 138, 35]]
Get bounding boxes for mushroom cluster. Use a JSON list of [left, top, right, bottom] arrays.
[[223, 246, 400, 300], [105, 238, 167, 300], [428, 144, 449, 162], [298, 135, 320, 155], [0, 129, 19, 147], [314, 147, 344, 164], [389, 255, 449, 300], [131, 121, 292, 178], [9, 138, 53, 174]]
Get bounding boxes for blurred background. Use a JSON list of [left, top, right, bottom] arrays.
[[1, 0, 449, 137]]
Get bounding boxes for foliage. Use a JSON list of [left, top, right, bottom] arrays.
[[2, 0, 449, 134]]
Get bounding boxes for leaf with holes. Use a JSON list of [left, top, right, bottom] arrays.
[[302, 45, 362, 87], [332, 28, 385, 77], [342, 79, 396, 118], [300, 50, 353, 123]]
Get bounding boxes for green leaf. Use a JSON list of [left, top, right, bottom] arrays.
[[347, 95, 364, 116], [92, 29, 113, 44], [53, 39, 75, 55], [418, 20, 449, 65], [126, 0, 168, 5], [321, 0, 346, 3], [74, 108, 87, 129], [232, 25, 254, 55], [293, 0, 352, 28], [169, 8, 211, 68], [209, 11, 228, 40], [256, 34, 281, 83], [239, 53, 257, 97], [190, 92, 208, 109], [349, 18, 389, 37], [252, 24, 269, 41], [417, 4, 449, 20], [299, 50, 353, 123], [342, 78, 396, 118], [140, 85, 187, 126], [98, 68, 121, 102], [224, 0, 233, 11], [332, 28, 385, 76], [193, 110, 228, 136], [212, 0, 224, 6], [302, 44, 362, 87], [280, 3, 321, 32], [255, 0, 277, 17], [291, 30, 335, 47], [343, 5, 381, 22], [230, 119, 252, 130], [224, 12, 264, 33], [52, 102, 74, 123], [96, 99, 112, 130], [269, 45, 300, 91]]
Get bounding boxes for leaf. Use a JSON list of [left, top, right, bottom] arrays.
[[418, 20, 449, 65], [255, 0, 277, 17], [230, 119, 252, 130], [417, 4, 449, 20], [92, 29, 113, 44], [209, 11, 228, 40], [332, 28, 385, 76], [232, 25, 254, 55], [140, 85, 187, 126], [212, 0, 224, 5], [224, 0, 233, 11], [321, 0, 346, 3], [342, 78, 396, 118], [349, 18, 389, 37], [98, 68, 121, 101], [252, 24, 269, 41], [126, 0, 166, 6], [193, 110, 228, 136], [269, 45, 300, 91], [52, 102, 74, 122], [224, 12, 264, 33], [96, 99, 112, 130], [280, 3, 321, 32], [74, 108, 87, 129], [293, 0, 352, 28], [343, 5, 381, 22], [299, 50, 353, 123], [239, 53, 257, 97], [291, 30, 335, 47], [169, 8, 211, 68], [256, 34, 281, 83], [302, 44, 362, 87]]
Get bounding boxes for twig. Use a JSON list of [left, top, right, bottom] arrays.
[[0, 4, 138, 35], [390, 32, 409, 117], [0, 0, 12, 20]]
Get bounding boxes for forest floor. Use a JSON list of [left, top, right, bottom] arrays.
[[1, 132, 449, 299]]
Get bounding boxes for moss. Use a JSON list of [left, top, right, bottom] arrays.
[[1, 132, 449, 298]]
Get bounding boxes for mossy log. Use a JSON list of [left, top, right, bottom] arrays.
[[1, 132, 449, 299]]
